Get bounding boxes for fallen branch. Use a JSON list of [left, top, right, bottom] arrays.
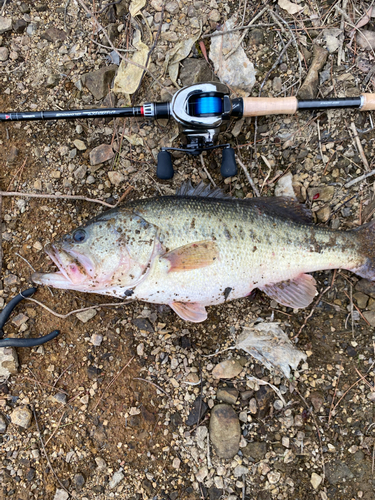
[[0, 190, 116, 208]]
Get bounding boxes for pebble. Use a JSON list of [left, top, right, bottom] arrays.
[[13, 19, 27, 33], [165, 0, 179, 13], [212, 359, 243, 379], [73, 473, 85, 489], [0, 413, 7, 433], [73, 139, 87, 150], [26, 22, 39, 36], [186, 395, 208, 426], [109, 470, 124, 489], [76, 309, 97, 323], [267, 471, 281, 484], [90, 334, 103, 346], [308, 186, 334, 203], [216, 386, 238, 404], [10, 406, 33, 428], [196, 466, 208, 482], [172, 457, 180, 469], [363, 310, 375, 327], [81, 65, 118, 100], [53, 489, 69, 500], [0, 46, 9, 61], [242, 441, 267, 461], [108, 171, 125, 186], [4, 274, 20, 285], [0, 347, 19, 378], [353, 292, 368, 309], [311, 472, 323, 489], [209, 404, 240, 459], [74, 165, 87, 179], [355, 279, 375, 299], [90, 144, 115, 166], [234, 465, 249, 477], [53, 392, 67, 404], [0, 16, 12, 34]]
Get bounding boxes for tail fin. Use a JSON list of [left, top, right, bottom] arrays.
[[352, 220, 375, 280]]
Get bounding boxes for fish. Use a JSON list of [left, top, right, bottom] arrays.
[[32, 181, 375, 323]]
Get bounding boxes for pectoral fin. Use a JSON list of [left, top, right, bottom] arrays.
[[260, 273, 317, 309], [162, 240, 218, 272], [170, 302, 208, 322]]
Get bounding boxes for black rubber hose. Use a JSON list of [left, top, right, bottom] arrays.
[[0, 287, 37, 334], [0, 329, 60, 347]]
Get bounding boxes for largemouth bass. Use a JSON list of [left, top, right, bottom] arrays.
[[32, 182, 375, 322]]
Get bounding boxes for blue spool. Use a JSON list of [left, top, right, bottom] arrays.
[[194, 96, 222, 115]]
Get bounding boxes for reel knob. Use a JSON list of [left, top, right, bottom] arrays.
[[221, 147, 237, 178], [157, 150, 174, 180]]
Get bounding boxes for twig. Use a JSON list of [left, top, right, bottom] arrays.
[[224, 6, 268, 60], [0, 190, 116, 208], [317, 120, 327, 170], [89, 38, 136, 52], [32, 406, 69, 494], [15, 253, 35, 272], [44, 411, 67, 447], [0, 0, 7, 16], [200, 154, 216, 186], [337, 0, 348, 66], [342, 289, 370, 326], [21, 376, 69, 394], [93, 357, 134, 410], [260, 155, 272, 194], [236, 155, 260, 197], [25, 296, 130, 319], [345, 167, 375, 188], [133, 377, 170, 397], [247, 376, 287, 406], [349, 122, 370, 171]]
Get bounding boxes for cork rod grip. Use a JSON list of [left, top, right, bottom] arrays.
[[242, 96, 298, 116], [361, 94, 375, 111]]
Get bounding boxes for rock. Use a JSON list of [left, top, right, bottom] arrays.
[[209, 9, 220, 22], [73, 473, 85, 489], [0, 413, 7, 433], [109, 470, 124, 489], [353, 292, 368, 309], [165, 0, 179, 14], [357, 30, 375, 50], [212, 359, 243, 379], [298, 45, 328, 99], [74, 165, 87, 179], [196, 466, 208, 482], [234, 465, 249, 477], [216, 387, 238, 405], [0, 17, 12, 34], [10, 406, 32, 428], [7, 145, 19, 163], [363, 310, 375, 327], [73, 139, 86, 151], [26, 22, 39, 36], [41, 27, 67, 42], [12, 313, 28, 327], [0, 347, 19, 379], [76, 309, 97, 323], [53, 392, 67, 404], [26, 467, 35, 481], [267, 471, 280, 484], [81, 65, 118, 100], [179, 58, 216, 87], [355, 279, 375, 299], [90, 334, 103, 346], [316, 205, 331, 223], [242, 441, 267, 461], [132, 318, 154, 333], [115, 0, 129, 16], [13, 19, 27, 33], [90, 144, 115, 166], [325, 460, 354, 485], [53, 489, 69, 500], [273, 76, 282, 93], [186, 395, 208, 426], [307, 185, 334, 203], [209, 17, 257, 96], [108, 171, 125, 186], [209, 404, 240, 458], [311, 472, 322, 490], [255, 385, 274, 418], [151, 0, 164, 11], [309, 391, 324, 412], [248, 28, 264, 46], [0, 46, 8, 61], [19, 2, 30, 14]]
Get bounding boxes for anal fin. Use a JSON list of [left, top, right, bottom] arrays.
[[260, 273, 317, 309], [162, 240, 218, 272], [170, 302, 207, 322]]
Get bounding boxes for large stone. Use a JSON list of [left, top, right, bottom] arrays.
[[0, 47, 9, 61], [325, 460, 354, 485], [41, 27, 67, 42], [179, 58, 216, 87], [90, 144, 115, 166], [76, 309, 97, 323], [242, 441, 267, 461], [212, 359, 243, 379], [209, 404, 240, 458], [0, 347, 19, 379], [109, 470, 124, 489], [363, 310, 375, 327], [216, 387, 238, 405], [356, 279, 375, 299], [10, 406, 32, 428], [81, 65, 118, 100], [0, 17, 12, 34], [53, 490, 69, 500]]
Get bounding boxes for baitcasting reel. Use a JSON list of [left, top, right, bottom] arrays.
[[156, 82, 242, 180]]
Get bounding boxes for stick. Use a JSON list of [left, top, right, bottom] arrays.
[[350, 122, 370, 171], [32, 406, 69, 493], [0, 190, 116, 208], [345, 167, 375, 188], [236, 155, 260, 197], [133, 377, 170, 397], [200, 154, 216, 187]]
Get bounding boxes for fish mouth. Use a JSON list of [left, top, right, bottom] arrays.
[[32, 243, 93, 287]]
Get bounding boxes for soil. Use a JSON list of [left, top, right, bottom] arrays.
[[1, 1, 375, 500]]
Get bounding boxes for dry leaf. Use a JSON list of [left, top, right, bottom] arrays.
[[113, 36, 149, 95], [165, 33, 201, 85], [124, 134, 144, 146], [278, 0, 303, 15], [129, 0, 146, 17]]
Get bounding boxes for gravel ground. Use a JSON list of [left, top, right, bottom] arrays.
[[1, 1, 375, 499]]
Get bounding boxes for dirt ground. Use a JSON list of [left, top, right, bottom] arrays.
[[2, 0, 375, 499]]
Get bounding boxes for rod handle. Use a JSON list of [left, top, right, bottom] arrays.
[[242, 96, 298, 117], [361, 94, 375, 111]]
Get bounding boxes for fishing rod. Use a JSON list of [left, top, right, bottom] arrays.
[[1, 82, 375, 179]]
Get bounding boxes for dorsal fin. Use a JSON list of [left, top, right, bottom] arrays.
[[245, 196, 313, 224], [176, 180, 231, 199]]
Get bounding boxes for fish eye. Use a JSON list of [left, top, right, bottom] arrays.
[[72, 229, 86, 243]]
